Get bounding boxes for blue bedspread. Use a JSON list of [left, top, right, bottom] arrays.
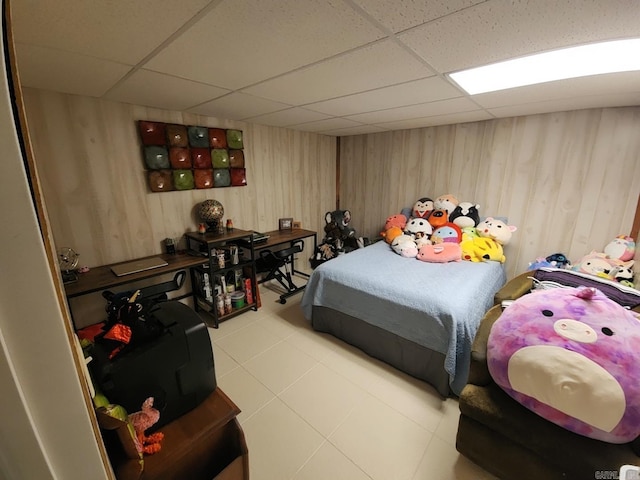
[[301, 241, 506, 395]]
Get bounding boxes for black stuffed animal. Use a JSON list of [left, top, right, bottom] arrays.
[[324, 210, 359, 251], [311, 210, 369, 268]]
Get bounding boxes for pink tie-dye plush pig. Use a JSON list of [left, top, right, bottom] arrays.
[[487, 287, 640, 443]]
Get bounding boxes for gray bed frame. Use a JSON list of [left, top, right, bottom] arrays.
[[311, 306, 451, 397]]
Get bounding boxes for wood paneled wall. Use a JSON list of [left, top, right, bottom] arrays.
[[22, 89, 335, 326], [22, 89, 640, 292], [22, 89, 336, 268], [339, 107, 640, 279]]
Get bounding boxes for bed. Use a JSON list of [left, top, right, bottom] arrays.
[[300, 241, 506, 396]]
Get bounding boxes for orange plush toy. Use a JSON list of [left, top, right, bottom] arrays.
[[128, 397, 164, 455], [380, 213, 407, 244]]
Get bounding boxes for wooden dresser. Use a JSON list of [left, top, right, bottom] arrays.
[[109, 388, 248, 480]]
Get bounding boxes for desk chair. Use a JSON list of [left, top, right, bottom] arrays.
[[256, 240, 305, 304]]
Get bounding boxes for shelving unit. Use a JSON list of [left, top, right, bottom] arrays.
[[184, 229, 258, 328]]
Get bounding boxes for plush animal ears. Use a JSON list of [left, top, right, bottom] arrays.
[[325, 210, 352, 226]]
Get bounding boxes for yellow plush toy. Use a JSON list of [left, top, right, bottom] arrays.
[[461, 237, 505, 263]]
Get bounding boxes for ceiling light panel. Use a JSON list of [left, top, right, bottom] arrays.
[[450, 39, 640, 94]]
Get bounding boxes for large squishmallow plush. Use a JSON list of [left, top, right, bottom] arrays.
[[487, 287, 640, 443]]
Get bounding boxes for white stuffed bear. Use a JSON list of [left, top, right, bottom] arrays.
[[391, 234, 418, 258], [476, 217, 517, 245]]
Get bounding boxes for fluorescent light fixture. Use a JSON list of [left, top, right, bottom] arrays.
[[449, 38, 640, 95]]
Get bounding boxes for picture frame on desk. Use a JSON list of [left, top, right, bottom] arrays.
[[278, 217, 293, 230]]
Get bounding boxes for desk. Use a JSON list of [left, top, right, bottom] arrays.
[[254, 228, 317, 303], [64, 252, 206, 299]]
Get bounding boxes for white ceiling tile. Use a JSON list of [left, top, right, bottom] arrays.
[[351, 0, 485, 33], [487, 93, 640, 119], [243, 39, 434, 105], [144, 0, 386, 89], [472, 72, 640, 109], [14, 44, 132, 98], [104, 69, 230, 111], [374, 110, 494, 130], [400, 0, 640, 73], [12, 0, 212, 65], [319, 124, 388, 136], [289, 117, 364, 133], [11, 0, 640, 131], [345, 97, 477, 124], [245, 108, 331, 128], [306, 76, 461, 116], [188, 92, 291, 120]]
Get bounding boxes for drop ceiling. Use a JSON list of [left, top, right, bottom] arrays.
[[11, 0, 640, 136]]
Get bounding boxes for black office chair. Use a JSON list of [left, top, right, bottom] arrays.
[[256, 240, 305, 304]]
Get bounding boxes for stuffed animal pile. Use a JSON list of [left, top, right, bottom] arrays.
[[382, 194, 517, 264], [529, 235, 636, 288]]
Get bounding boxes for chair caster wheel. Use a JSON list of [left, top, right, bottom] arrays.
[[280, 298, 287, 304]]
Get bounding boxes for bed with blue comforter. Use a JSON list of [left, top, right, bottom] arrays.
[[301, 241, 506, 396]]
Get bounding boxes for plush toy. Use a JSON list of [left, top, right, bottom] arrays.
[[546, 252, 571, 269], [380, 226, 404, 244], [572, 251, 619, 280], [461, 237, 505, 263], [384, 213, 408, 231], [323, 210, 367, 253], [604, 235, 636, 261], [391, 234, 418, 258], [431, 223, 462, 243], [488, 287, 640, 443], [416, 243, 462, 263], [461, 226, 479, 241], [434, 194, 459, 214], [128, 397, 164, 455], [404, 217, 433, 237], [613, 260, 635, 288], [449, 202, 480, 228], [412, 198, 434, 219], [316, 243, 337, 260], [324, 210, 355, 246], [95, 401, 143, 464], [529, 252, 572, 270], [427, 209, 448, 228], [528, 257, 554, 270], [476, 217, 517, 245], [414, 231, 432, 248]]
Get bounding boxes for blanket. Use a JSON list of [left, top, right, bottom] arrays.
[[301, 241, 506, 394]]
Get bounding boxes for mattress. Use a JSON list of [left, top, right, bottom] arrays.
[[301, 241, 506, 395]]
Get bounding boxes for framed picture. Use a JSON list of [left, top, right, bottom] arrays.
[[279, 217, 293, 230], [293, 221, 302, 229]]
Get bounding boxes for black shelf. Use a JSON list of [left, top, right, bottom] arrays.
[[185, 229, 258, 328]]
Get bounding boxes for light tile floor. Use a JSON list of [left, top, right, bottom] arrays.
[[206, 281, 498, 480]]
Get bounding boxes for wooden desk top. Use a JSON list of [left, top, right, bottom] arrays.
[[64, 229, 317, 299], [64, 252, 206, 298], [183, 228, 253, 245], [255, 228, 317, 250]]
